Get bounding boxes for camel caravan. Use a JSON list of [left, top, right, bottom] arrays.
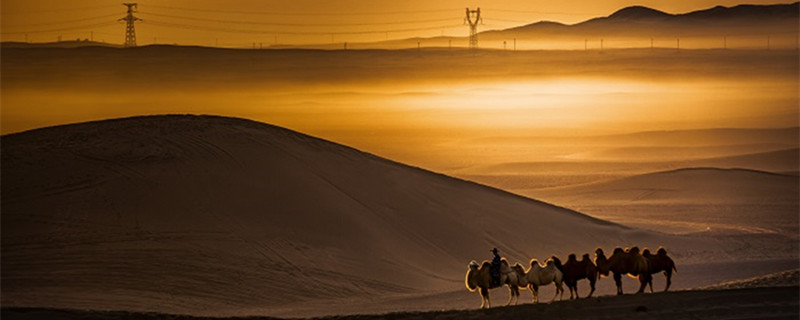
[[465, 246, 676, 309]]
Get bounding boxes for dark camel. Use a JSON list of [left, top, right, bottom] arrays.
[[555, 254, 597, 299], [594, 247, 651, 295], [642, 247, 677, 292]]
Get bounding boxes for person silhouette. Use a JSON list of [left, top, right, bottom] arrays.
[[490, 248, 501, 286]]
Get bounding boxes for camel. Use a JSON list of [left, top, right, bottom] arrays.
[[465, 259, 524, 308], [642, 247, 677, 292], [523, 257, 565, 303], [555, 254, 597, 299], [594, 247, 651, 295]]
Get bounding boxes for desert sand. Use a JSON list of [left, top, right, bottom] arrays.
[[2, 6, 798, 317], [2, 115, 797, 318]]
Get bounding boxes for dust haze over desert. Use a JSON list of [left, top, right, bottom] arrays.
[[1, 1, 798, 319]]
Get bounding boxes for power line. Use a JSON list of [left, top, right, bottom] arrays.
[[145, 19, 463, 36], [3, 13, 121, 28], [139, 11, 460, 27], [139, 3, 455, 16], [1, 21, 118, 35], [4, 4, 119, 14], [483, 8, 597, 15]]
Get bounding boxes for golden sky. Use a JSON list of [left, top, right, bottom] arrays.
[[1, 0, 793, 46]]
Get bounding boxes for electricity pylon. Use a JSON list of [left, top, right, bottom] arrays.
[[464, 8, 482, 49], [119, 3, 141, 47]]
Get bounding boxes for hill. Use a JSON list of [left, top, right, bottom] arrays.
[[531, 168, 799, 236], [482, 2, 799, 46], [2, 115, 674, 317]]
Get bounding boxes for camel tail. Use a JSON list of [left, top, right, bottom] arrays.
[[672, 265, 678, 274]]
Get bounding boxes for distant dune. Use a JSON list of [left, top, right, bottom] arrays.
[[535, 167, 798, 204], [530, 168, 799, 236]]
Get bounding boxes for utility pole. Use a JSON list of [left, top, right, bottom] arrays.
[[464, 8, 482, 49], [119, 3, 141, 47]]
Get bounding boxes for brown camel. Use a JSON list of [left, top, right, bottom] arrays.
[[642, 247, 677, 292], [594, 247, 651, 295], [524, 258, 565, 303], [555, 254, 597, 299], [465, 259, 524, 308]]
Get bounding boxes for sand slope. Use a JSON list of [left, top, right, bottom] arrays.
[[530, 168, 799, 236], [3, 115, 678, 317], [3, 286, 798, 320]]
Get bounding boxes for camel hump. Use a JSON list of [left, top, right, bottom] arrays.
[[530, 259, 540, 267], [657, 247, 668, 256], [469, 260, 480, 269], [642, 248, 652, 256], [568, 253, 577, 261], [629, 246, 640, 254], [581, 253, 591, 261], [613, 247, 624, 254], [480, 261, 492, 270], [595, 247, 605, 255]]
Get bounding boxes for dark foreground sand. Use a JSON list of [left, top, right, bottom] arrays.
[[4, 286, 798, 320]]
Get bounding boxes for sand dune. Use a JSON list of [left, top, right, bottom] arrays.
[[0, 115, 666, 317], [529, 168, 799, 236], [2, 116, 796, 317], [456, 146, 799, 190]]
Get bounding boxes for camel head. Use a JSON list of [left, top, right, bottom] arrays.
[[595, 248, 605, 257], [512, 263, 526, 276], [595, 249, 611, 276]]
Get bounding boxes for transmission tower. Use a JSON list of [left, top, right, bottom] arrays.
[[119, 3, 142, 47], [464, 8, 482, 49]]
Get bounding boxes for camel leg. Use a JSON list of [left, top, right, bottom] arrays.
[[587, 277, 596, 298], [665, 270, 672, 292], [613, 273, 623, 295], [556, 281, 564, 301], [637, 274, 650, 294], [506, 286, 515, 306], [529, 284, 538, 303], [566, 282, 574, 300], [550, 282, 559, 302], [648, 276, 654, 293], [480, 287, 489, 309]]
